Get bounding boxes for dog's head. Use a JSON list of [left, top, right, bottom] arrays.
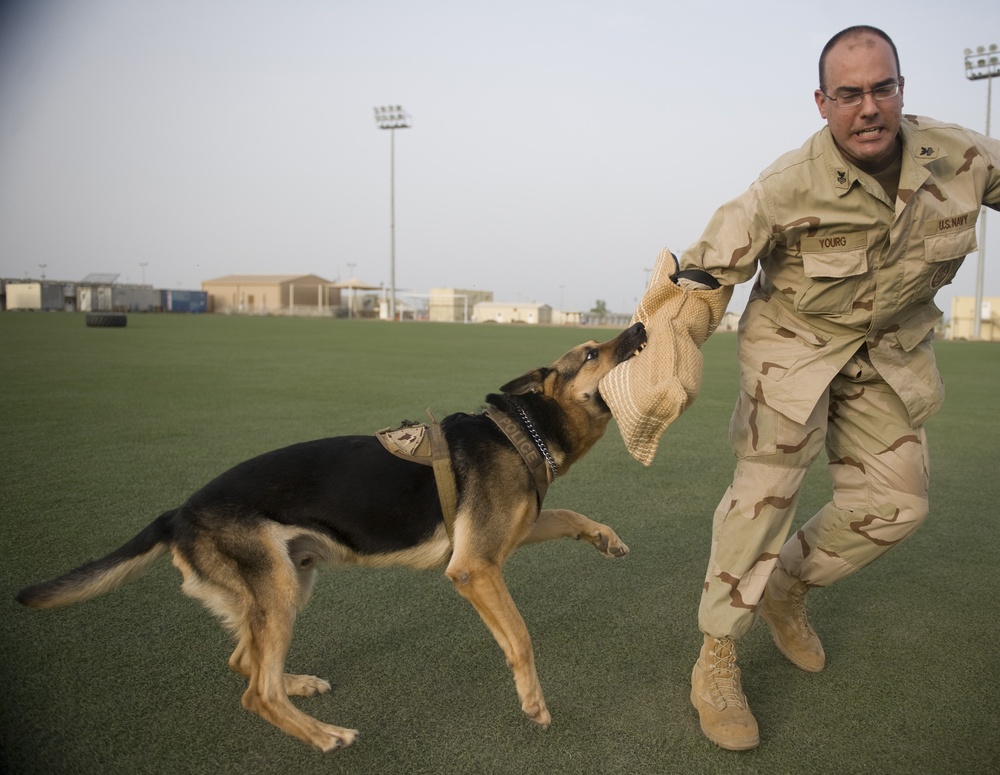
[[494, 322, 647, 471], [499, 322, 647, 410]]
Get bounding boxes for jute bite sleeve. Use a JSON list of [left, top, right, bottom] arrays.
[[599, 247, 732, 466]]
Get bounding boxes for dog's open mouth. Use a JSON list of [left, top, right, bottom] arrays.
[[627, 340, 647, 360], [595, 325, 647, 411], [616, 322, 648, 364]]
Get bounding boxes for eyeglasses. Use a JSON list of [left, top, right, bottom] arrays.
[[821, 80, 901, 108]]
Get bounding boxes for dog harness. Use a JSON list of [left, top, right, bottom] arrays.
[[376, 412, 459, 541], [375, 406, 555, 543]]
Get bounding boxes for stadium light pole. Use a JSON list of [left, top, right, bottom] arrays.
[[373, 105, 411, 321], [964, 44, 998, 339], [346, 261, 356, 318]]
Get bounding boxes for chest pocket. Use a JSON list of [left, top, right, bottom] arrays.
[[921, 212, 978, 294], [796, 234, 869, 316], [924, 215, 978, 263]]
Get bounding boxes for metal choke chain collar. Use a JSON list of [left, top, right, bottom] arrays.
[[515, 403, 559, 478]]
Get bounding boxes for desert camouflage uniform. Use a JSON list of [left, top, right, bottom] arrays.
[[680, 115, 1000, 639]]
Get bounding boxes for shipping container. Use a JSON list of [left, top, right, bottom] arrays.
[[112, 286, 160, 312], [6, 282, 42, 310], [78, 285, 114, 312], [162, 290, 208, 313], [41, 283, 68, 311]]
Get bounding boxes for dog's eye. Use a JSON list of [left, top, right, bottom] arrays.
[[585, 348, 599, 361]]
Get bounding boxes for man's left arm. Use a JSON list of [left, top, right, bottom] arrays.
[[972, 129, 1000, 210]]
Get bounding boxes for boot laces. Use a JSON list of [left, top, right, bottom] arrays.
[[788, 585, 817, 637], [708, 638, 746, 709]]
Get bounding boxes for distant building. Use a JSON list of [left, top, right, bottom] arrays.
[[429, 288, 494, 322], [949, 295, 1000, 341], [474, 301, 552, 325], [1, 275, 201, 314], [4, 281, 70, 311], [202, 274, 340, 315], [719, 311, 742, 332], [552, 309, 583, 325]]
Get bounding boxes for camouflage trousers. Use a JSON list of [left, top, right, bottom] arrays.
[[699, 351, 930, 639]]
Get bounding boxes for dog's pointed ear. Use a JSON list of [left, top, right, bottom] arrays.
[[500, 367, 550, 396]]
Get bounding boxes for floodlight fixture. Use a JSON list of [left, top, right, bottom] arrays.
[[373, 105, 411, 130]]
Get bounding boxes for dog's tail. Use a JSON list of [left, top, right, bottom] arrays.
[[16, 509, 177, 609]]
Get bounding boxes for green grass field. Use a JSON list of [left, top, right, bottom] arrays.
[[1, 312, 997, 774]]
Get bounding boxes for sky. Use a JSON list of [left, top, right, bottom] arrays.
[[0, 0, 997, 316]]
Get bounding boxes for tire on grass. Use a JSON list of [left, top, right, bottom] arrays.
[[85, 313, 128, 328]]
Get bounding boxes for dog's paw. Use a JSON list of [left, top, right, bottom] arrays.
[[523, 702, 552, 729], [314, 724, 360, 752], [590, 527, 630, 558], [285, 673, 332, 697]]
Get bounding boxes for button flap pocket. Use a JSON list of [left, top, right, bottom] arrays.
[[924, 218, 978, 263], [800, 232, 868, 279]]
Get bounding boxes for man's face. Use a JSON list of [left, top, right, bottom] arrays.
[[814, 35, 904, 171]]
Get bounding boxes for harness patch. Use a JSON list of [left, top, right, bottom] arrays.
[[376, 422, 433, 466]]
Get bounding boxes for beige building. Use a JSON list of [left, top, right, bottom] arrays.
[[429, 288, 494, 322], [202, 274, 340, 315], [474, 301, 552, 324], [552, 309, 583, 325], [949, 295, 1000, 341], [718, 310, 742, 332]]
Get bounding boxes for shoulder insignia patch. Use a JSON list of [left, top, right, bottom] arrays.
[[376, 422, 434, 465]]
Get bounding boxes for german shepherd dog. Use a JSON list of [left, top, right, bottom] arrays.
[[17, 322, 646, 752]]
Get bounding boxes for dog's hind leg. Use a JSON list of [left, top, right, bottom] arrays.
[[236, 562, 358, 751], [174, 544, 331, 702], [239, 606, 357, 750], [176, 532, 354, 750], [228, 629, 331, 697], [445, 542, 551, 728], [245, 559, 330, 697], [518, 508, 630, 558]]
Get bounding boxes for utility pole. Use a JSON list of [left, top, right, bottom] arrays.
[[373, 105, 411, 321], [964, 44, 998, 339]]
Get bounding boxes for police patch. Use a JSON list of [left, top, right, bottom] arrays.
[[929, 260, 957, 291]]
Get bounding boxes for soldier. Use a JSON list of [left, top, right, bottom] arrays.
[[672, 26, 1000, 750]]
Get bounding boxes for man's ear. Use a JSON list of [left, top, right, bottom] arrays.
[[815, 89, 829, 120]]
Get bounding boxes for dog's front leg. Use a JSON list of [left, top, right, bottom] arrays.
[[445, 552, 551, 728], [519, 508, 630, 558]]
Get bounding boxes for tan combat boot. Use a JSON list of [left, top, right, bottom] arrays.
[[690, 635, 759, 750], [759, 566, 825, 672]]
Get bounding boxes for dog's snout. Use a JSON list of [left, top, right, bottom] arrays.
[[625, 322, 647, 349], [612, 321, 647, 363]]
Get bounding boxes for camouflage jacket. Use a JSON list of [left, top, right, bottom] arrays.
[[680, 115, 1000, 426]]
